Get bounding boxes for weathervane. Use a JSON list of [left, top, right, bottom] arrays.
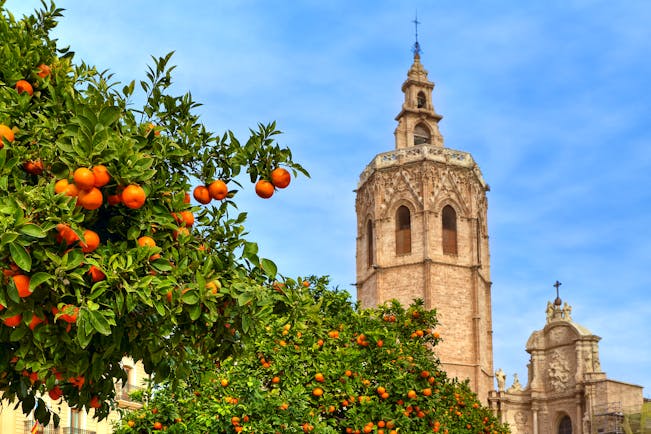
[[553, 280, 562, 306], [412, 11, 421, 56]]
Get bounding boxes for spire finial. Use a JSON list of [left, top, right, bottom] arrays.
[[553, 280, 562, 306], [412, 11, 421, 57]]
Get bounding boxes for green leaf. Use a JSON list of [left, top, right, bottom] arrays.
[[89, 310, 111, 336], [260, 258, 277, 278], [21, 395, 35, 414], [18, 224, 47, 238], [237, 292, 254, 307], [29, 272, 52, 291], [188, 304, 201, 321], [0, 232, 19, 246], [9, 242, 31, 272], [242, 241, 258, 262], [10, 326, 28, 341], [181, 290, 199, 305], [99, 106, 121, 126]]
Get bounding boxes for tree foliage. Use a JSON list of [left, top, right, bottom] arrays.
[[114, 280, 509, 434], [0, 1, 306, 426]]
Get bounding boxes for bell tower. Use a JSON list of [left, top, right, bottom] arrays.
[[355, 44, 494, 401]]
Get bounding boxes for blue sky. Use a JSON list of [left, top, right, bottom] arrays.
[[6, 1, 650, 395]]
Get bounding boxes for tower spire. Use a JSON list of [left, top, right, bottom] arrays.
[[412, 12, 421, 57]]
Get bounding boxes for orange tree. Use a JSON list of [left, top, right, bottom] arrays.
[[0, 1, 307, 426], [113, 279, 510, 434]]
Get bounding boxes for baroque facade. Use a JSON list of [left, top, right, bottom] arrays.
[[355, 47, 647, 433]]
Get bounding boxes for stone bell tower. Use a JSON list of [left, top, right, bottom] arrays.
[[355, 44, 494, 400]]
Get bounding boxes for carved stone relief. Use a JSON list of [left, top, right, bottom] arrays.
[[514, 411, 528, 434], [547, 350, 572, 392]]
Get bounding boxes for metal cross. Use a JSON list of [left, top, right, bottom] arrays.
[[553, 280, 562, 299], [412, 12, 422, 55]]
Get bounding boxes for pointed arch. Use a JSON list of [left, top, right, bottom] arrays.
[[442, 205, 457, 255], [417, 91, 427, 108], [558, 415, 572, 434], [366, 219, 374, 267], [395, 205, 411, 255], [414, 123, 431, 145]]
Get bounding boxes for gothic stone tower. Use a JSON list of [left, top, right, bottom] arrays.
[[355, 50, 494, 401]]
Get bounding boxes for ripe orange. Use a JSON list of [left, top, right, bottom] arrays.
[[15, 79, 33, 96], [88, 265, 106, 282], [271, 168, 291, 189], [63, 183, 79, 197], [92, 165, 111, 187], [255, 179, 274, 199], [3, 314, 22, 327], [90, 395, 101, 409], [122, 184, 146, 209], [153, 422, 163, 430], [73, 168, 95, 191], [107, 193, 121, 205], [0, 124, 15, 147], [137, 236, 156, 248], [13, 274, 32, 298], [193, 185, 211, 204], [80, 229, 100, 253], [407, 389, 417, 399], [37, 64, 51, 78], [315, 373, 325, 382], [422, 388, 432, 396], [23, 160, 44, 175], [179, 210, 194, 227], [56, 224, 80, 245], [208, 180, 228, 200], [78, 187, 103, 210], [127, 420, 135, 428], [59, 305, 79, 323], [220, 378, 229, 387], [48, 385, 63, 401], [312, 387, 324, 397]]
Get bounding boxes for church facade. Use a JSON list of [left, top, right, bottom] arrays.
[[355, 47, 647, 434]]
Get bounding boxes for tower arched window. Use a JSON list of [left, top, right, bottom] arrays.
[[366, 219, 374, 268], [414, 123, 431, 145], [442, 205, 457, 255], [417, 91, 426, 108], [395, 206, 411, 255], [558, 415, 572, 434]]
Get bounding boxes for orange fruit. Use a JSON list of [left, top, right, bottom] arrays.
[[23, 160, 44, 175], [30, 316, 47, 331], [122, 184, 146, 209], [13, 274, 32, 298], [193, 185, 211, 204], [208, 180, 228, 200], [37, 64, 51, 78], [312, 387, 324, 397], [315, 373, 325, 382], [48, 385, 63, 401], [220, 378, 229, 387], [92, 165, 111, 187], [78, 187, 103, 210], [407, 390, 417, 399], [422, 388, 432, 396], [73, 167, 95, 191], [56, 224, 80, 245], [255, 179, 274, 199], [173, 226, 190, 240], [0, 124, 15, 147], [63, 183, 79, 197], [179, 210, 194, 227], [184, 192, 191, 204], [3, 314, 22, 327], [107, 193, 121, 205], [88, 265, 106, 282], [80, 229, 100, 253], [15, 79, 33, 96], [90, 396, 101, 409], [59, 305, 79, 323], [271, 168, 291, 189], [137, 236, 156, 248]]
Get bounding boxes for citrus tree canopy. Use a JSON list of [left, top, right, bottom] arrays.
[[0, 1, 306, 426], [114, 280, 510, 434]]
